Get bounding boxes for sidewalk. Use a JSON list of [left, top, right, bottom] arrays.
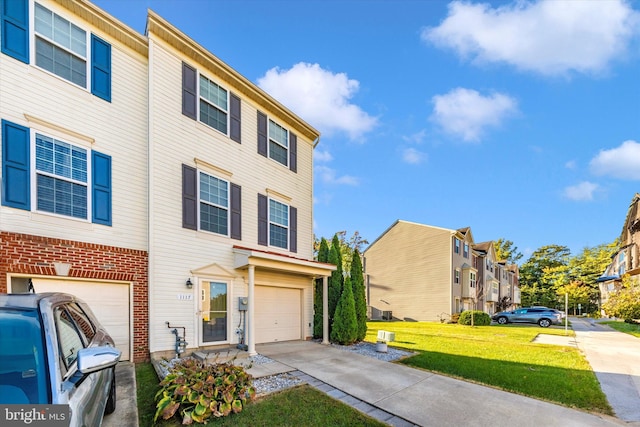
[[257, 340, 625, 427], [570, 317, 640, 424]]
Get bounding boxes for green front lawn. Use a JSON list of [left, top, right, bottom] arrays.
[[366, 322, 612, 414], [136, 363, 385, 427], [600, 321, 640, 338]]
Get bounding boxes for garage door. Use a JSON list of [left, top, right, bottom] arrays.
[[255, 286, 301, 343], [31, 279, 130, 361]]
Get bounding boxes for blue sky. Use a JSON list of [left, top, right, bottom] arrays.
[[94, 0, 640, 260]]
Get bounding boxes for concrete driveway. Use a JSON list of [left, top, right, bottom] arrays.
[[258, 340, 626, 427], [571, 317, 640, 424]]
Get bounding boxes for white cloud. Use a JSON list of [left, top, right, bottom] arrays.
[[422, 0, 640, 76], [257, 62, 378, 141], [402, 130, 428, 145], [314, 149, 333, 163], [315, 165, 359, 186], [590, 140, 640, 180], [563, 181, 599, 201], [431, 87, 517, 142], [402, 148, 427, 165], [565, 160, 577, 170]]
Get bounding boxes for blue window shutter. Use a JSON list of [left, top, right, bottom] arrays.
[[289, 133, 297, 173], [91, 34, 111, 102], [1, 120, 30, 210], [182, 164, 197, 230], [257, 111, 267, 157], [258, 193, 267, 246], [1, 0, 29, 63], [289, 206, 297, 253], [182, 62, 197, 120], [92, 151, 112, 225]]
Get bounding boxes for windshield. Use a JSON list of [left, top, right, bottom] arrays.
[[0, 309, 49, 404]]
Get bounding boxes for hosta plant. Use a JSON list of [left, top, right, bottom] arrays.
[[154, 357, 256, 425]]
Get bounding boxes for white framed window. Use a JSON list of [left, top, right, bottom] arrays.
[[454, 238, 460, 254], [269, 198, 289, 249], [199, 171, 229, 236], [199, 74, 229, 134], [33, 2, 88, 88], [33, 132, 89, 220], [268, 120, 288, 167], [470, 272, 477, 288], [463, 243, 469, 258], [454, 269, 460, 284]]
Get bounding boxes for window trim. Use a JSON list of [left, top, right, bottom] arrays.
[[454, 268, 460, 284], [198, 73, 230, 135], [268, 119, 289, 167], [268, 197, 289, 250], [197, 170, 230, 237], [31, 2, 91, 91], [30, 129, 92, 222]]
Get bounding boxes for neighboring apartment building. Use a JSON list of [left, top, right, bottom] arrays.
[[1, 0, 334, 361], [364, 220, 520, 321], [364, 221, 477, 322], [1, 0, 149, 361], [598, 193, 640, 312]]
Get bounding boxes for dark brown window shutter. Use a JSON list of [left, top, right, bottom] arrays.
[[182, 62, 197, 120], [257, 111, 267, 157], [289, 206, 297, 253], [182, 164, 197, 230], [289, 132, 297, 173], [258, 193, 268, 246], [230, 183, 242, 240], [230, 93, 241, 143]]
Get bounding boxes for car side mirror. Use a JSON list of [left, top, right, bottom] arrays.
[[77, 346, 121, 375]]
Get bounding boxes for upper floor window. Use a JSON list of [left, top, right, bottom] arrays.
[[618, 252, 626, 276], [470, 272, 476, 288], [1, 120, 112, 225], [199, 171, 229, 236], [199, 75, 228, 134], [463, 243, 469, 258], [454, 238, 460, 254], [454, 269, 460, 284], [34, 3, 87, 87], [35, 133, 88, 219], [269, 198, 289, 249], [268, 120, 288, 167], [181, 63, 241, 142]]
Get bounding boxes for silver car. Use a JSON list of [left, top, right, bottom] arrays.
[[0, 293, 121, 426], [492, 307, 563, 327]]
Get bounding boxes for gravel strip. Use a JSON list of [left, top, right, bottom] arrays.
[[253, 372, 304, 395], [331, 341, 415, 362]]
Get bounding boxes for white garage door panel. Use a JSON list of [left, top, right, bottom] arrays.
[[255, 286, 301, 343], [32, 279, 130, 361]]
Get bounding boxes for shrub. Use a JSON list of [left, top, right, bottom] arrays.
[[458, 310, 491, 326], [449, 313, 460, 324], [331, 276, 358, 345], [154, 357, 255, 425]]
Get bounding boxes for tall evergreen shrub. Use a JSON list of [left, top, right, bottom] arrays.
[[350, 249, 367, 341], [313, 238, 330, 338], [328, 235, 343, 328], [331, 276, 358, 345]]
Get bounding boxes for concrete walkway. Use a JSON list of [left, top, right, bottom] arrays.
[[257, 341, 625, 427], [102, 362, 138, 427], [570, 317, 640, 424]]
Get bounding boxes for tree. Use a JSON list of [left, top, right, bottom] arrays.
[[328, 235, 343, 328], [335, 230, 369, 272], [518, 245, 571, 307], [313, 238, 330, 338], [494, 238, 523, 264], [331, 276, 358, 344], [603, 275, 640, 321], [350, 249, 367, 341]]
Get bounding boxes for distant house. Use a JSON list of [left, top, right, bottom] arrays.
[[363, 220, 517, 322], [598, 193, 640, 313]]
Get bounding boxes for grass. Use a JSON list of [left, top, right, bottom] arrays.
[[600, 320, 640, 338], [366, 321, 612, 414], [136, 362, 385, 427]]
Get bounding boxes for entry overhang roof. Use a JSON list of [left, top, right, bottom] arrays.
[[233, 246, 336, 277]]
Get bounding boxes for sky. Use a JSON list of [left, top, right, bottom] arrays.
[[93, 0, 640, 261]]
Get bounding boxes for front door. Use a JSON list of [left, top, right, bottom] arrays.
[[201, 281, 227, 343]]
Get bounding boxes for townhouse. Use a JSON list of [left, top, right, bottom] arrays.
[[1, 0, 334, 362], [363, 220, 519, 321], [598, 193, 640, 312]]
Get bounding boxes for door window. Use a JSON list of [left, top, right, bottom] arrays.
[[202, 282, 227, 343]]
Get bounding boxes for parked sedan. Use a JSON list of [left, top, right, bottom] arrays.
[[0, 293, 121, 426], [492, 307, 563, 327]]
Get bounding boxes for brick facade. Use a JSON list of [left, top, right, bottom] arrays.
[[0, 232, 149, 362]]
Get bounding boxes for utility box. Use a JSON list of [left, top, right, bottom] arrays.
[[382, 310, 393, 320], [376, 330, 395, 342], [238, 297, 248, 311]]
